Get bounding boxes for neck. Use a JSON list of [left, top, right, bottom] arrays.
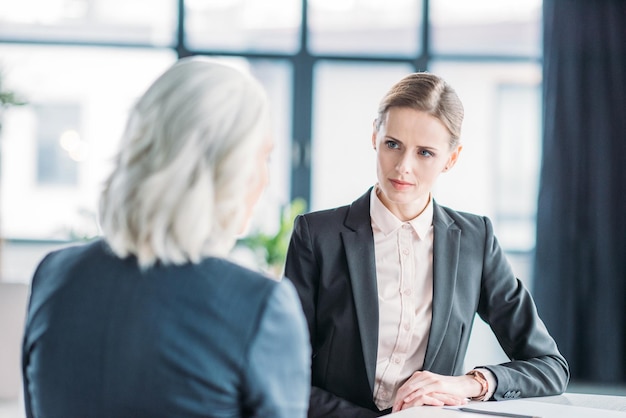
[[375, 186, 430, 222]]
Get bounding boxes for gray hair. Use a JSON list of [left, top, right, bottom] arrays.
[[99, 57, 270, 268]]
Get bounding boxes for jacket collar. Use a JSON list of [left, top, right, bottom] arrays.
[[423, 204, 461, 371], [342, 188, 379, 390]]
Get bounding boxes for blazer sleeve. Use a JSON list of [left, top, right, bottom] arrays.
[[243, 279, 311, 418], [285, 215, 385, 418], [475, 216, 569, 400]]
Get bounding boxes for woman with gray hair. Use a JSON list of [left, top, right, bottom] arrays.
[[22, 57, 310, 418]]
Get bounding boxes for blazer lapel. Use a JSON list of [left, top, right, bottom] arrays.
[[423, 203, 461, 370], [341, 189, 379, 391]]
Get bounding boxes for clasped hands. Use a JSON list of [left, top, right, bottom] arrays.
[[391, 370, 482, 412]]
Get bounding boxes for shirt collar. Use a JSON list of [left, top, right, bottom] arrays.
[[370, 185, 434, 239]]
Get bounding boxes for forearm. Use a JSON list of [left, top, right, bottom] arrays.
[[484, 354, 570, 400]]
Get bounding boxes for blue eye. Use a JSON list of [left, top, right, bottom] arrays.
[[385, 140, 400, 149], [419, 149, 434, 157]]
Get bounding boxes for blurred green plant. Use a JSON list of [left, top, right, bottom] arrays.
[[237, 198, 307, 274], [0, 70, 26, 110]]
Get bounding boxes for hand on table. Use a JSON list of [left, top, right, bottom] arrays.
[[392, 370, 481, 412]]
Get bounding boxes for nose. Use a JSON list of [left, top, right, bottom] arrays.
[[395, 151, 412, 174]]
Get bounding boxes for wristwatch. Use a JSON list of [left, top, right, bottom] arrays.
[[466, 370, 488, 401]]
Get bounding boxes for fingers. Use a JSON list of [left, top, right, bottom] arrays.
[[394, 371, 433, 401], [394, 392, 467, 411], [392, 393, 443, 412], [392, 371, 470, 412], [426, 392, 468, 406], [394, 371, 441, 404]]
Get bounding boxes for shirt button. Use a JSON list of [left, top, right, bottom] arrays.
[[393, 357, 401, 364], [404, 288, 412, 296], [404, 323, 411, 331], [402, 249, 409, 255], [403, 224, 411, 229]]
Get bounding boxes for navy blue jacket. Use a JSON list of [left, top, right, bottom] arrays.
[[22, 239, 310, 418]]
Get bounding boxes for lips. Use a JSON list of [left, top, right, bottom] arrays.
[[389, 179, 414, 190]]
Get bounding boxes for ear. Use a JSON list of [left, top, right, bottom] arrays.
[[443, 144, 463, 172], [372, 119, 378, 150]]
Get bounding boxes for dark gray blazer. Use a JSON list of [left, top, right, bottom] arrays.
[[284, 188, 569, 417], [22, 239, 310, 418]]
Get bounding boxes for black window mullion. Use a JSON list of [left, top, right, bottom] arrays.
[[176, 0, 190, 58], [290, 0, 314, 206], [415, 0, 430, 71]]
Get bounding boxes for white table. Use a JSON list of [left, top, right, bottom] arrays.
[[0, 398, 23, 418], [390, 393, 626, 417]]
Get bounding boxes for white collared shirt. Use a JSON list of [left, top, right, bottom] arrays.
[[370, 187, 434, 410]]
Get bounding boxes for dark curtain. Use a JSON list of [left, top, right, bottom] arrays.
[[534, 0, 626, 383]]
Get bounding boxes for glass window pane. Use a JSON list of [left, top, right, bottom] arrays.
[[185, 0, 301, 53], [0, 48, 291, 281], [429, 61, 542, 255], [311, 61, 414, 211], [308, 0, 422, 56], [34, 103, 81, 186], [493, 83, 541, 252], [0, 0, 176, 46], [0, 45, 176, 242], [431, 0, 542, 57]]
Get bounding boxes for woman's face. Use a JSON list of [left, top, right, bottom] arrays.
[[372, 107, 462, 221], [240, 135, 274, 234]]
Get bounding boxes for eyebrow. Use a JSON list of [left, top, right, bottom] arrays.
[[385, 135, 441, 152]]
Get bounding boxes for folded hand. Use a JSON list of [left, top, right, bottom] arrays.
[[392, 371, 478, 412]]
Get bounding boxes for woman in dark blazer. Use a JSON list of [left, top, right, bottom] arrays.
[[284, 72, 569, 417], [22, 58, 310, 418]]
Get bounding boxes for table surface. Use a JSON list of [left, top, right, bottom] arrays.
[[0, 398, 22, 418], [532, 392, 626, 411], [2, 392, 625, 418], [389, 393, 626, 417]]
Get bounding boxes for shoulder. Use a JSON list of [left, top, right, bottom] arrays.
[[207, 261, 303, 327], [297, 204, 350, 227], [31, 239, 108, 290], [295, 188, 371, 231], [205, 256, 276, 283], [36, 239, 107, 268], [196, 257, 279, 296], [433, 201, 495, 236]]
